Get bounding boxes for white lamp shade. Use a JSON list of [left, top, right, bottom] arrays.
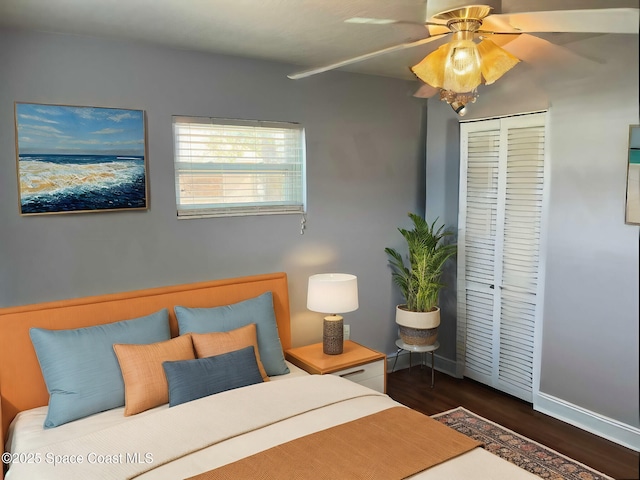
[[307, 274, 358, 314]]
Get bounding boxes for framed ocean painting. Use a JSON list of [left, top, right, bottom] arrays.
[[14, 103, 148, 215], [626, 125, 640, 225]]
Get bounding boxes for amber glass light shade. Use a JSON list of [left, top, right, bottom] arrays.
[[477, 38, 520, 85]]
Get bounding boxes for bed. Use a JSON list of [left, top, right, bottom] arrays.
[[0, 272, 538, 479]]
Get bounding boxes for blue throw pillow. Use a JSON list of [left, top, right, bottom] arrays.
[[175, 292, 289, 376], [163, 346, 264, 407], [30, 309, 170, 428]]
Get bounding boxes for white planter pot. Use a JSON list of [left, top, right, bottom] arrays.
[[395, 305, 440, 346], [395, 305, 440, 329]]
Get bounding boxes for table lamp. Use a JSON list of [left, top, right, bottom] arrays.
[[307, 273, 358, 355]]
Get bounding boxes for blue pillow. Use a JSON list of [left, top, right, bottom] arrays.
[[163, 346, 264, 407], [30, 309, 170, 428], [175, 292, 289, 376]]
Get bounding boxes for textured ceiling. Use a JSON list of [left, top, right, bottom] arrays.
[[0, 0, 637, 81]]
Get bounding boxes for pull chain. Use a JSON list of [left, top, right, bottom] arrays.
[[300, 214, 307, 235]]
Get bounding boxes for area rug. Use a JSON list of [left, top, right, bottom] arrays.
[[432, 407, 613, 480]]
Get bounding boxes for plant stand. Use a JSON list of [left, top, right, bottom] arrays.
[[391, 339, 440, 388]]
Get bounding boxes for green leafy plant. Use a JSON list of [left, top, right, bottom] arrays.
[[385, 213, 457, 312]]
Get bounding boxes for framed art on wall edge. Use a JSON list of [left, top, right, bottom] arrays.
[[626, 124, 640, 225], [14, 102, 148, 215]]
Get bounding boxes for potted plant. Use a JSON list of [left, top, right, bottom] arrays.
[[385, 213, 456, 345]]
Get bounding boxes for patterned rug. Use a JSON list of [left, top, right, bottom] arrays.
[[432, 407, 613, 480]]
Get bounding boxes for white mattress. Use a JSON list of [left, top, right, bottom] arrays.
[[5, 363, 537, 480]]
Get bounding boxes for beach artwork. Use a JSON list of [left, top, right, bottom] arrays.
[[15, 103, 147, 215], [627, 125, 640, 225]]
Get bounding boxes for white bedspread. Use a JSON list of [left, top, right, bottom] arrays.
[[4, 361, 309, 457], [6, 372, 538, 480]]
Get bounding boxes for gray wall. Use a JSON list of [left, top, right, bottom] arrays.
[[426, 33, 639, 431], [0, 28, 426, 354]]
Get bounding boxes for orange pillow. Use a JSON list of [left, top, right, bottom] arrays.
[[191, 324, 269, 382], [113, 334, 195, 416]]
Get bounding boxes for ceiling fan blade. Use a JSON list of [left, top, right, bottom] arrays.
[[384, 20, 447, 28], [488, 8, 639, 34], [413, 83, 439, 98], [491, 33, 599, 72], [288, 33, 449, 80]]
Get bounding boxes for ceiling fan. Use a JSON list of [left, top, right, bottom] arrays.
[[288, 1, 639, 115]]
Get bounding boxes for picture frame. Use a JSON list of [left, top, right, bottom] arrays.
[[14, 102, 148, 215], [626, 124, 640, 225]]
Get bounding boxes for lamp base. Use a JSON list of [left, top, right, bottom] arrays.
[[323, 315, 343, 355]]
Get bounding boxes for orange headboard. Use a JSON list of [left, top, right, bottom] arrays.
[[0, 272, 291, 459]]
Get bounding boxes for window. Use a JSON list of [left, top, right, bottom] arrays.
[[173, 116, 306, 218]]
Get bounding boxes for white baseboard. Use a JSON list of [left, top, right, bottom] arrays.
[[534, 391, 640, 451], [433, 354, 457, 377], [388, 354, 640, 451]]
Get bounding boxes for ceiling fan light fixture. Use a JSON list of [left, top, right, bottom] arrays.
[[443, 30, 482, 93], [408, 3, 525, 116], [477, 38, 520, 85], [429, 4, 494, 23], [450, 100, 467, 116], [440, 89, 478, 117], [410, 43, 448, 88]]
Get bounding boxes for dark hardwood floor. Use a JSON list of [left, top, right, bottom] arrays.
[[387, 367, 639, 480]]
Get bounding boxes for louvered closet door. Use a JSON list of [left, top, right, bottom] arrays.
[[457, 119, 500, 387], [458, 113, 547, 403]]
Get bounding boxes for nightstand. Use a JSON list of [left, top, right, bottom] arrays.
[[285, 340, 387, 393]]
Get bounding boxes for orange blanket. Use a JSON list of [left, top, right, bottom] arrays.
[[187, 406, 482, 480]]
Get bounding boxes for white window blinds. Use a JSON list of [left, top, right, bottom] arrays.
[[173, 116, 306, 218]]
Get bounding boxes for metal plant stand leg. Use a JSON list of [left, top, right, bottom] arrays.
[[393, 339, 440, 388], [419, 351, 435, 388], [430, 350, 435, 388], [391, 347, 401, 372]]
